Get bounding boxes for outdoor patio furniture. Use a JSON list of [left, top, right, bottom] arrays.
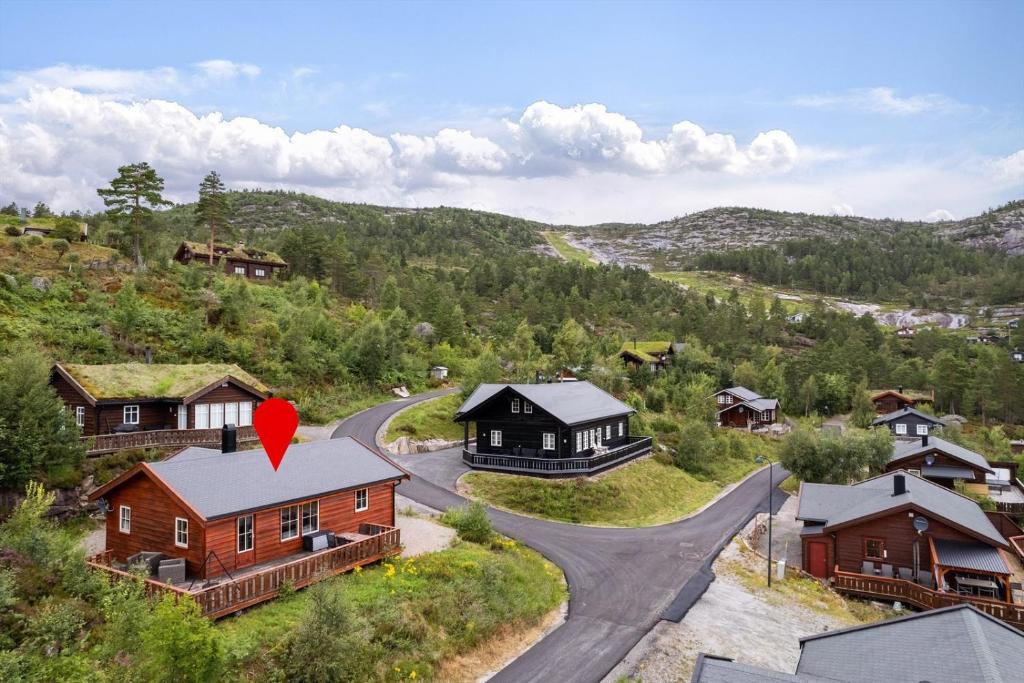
[[956, 576, 998, 599], [880, 564, 894, 578], [127, 551, 165, 575], [861, 561, 876, 575], [917, 570, 935, 589], [157, 558, 186, 584], [897, 567, 913, 581]]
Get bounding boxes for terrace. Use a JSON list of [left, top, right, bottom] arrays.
[[462, 435, 652, 477], [82, 425, 260, 455]]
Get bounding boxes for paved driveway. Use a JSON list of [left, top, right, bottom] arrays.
[[333, 390, 788, 683]]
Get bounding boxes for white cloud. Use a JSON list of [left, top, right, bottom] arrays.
[[291, 66, 317, 79], [792, 87, 963, 115], [924, 209, 956, 222], [193, 59, 261, 80], [990, 149, 1024, 185], [0, 64, 181, 99], [830, 203, 855, 216]]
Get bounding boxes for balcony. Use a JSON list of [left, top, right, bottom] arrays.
[[462, 435, 653, 477], [82, 425, 260, 455]]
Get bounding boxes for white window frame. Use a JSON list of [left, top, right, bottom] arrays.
[[225, 402, 238, 427], [543, 433, 556, 450], [301, 500, 319, 534], [576, 431, 582, 452], [234, 265, 246, 275], [717, 394, 726, 404], [619, 422, 624, 437], [491, 430, 503, 447], [595, 428, 602, 447], [210, 403, 224, 429], [916, 424, 928, 436], [123, 405, 139, 425], [583, 430, 589, 449], [895, 423, 907, 435], [177, 406, 187, 430], [355, 488, 369, 512], [605, 425, 611, 440], [195, 403, 210, 429], [237, 515, 253, 553], [119, 505, 131, 534], [725, 394, 734, 405], [524, 402, 533, 414], [511, 398, 520, 413], [175, 517, 188, 548], [255, 268, 266, 277], [239, 401, 253, 427], [75, 406, 85, 427], [280, 505, 299, 541]]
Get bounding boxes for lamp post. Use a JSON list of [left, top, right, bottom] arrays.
[[755, 454, 774, 587]]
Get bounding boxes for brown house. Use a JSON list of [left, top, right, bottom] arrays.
[[712, 386, 779, 429], [88, 435, 409, 580], [870, 387, 934, 414], [51, 362, 269, 436], [798, 471, 1016, 604], [173, 240, 287, 281], [885, 435, 994, 495]]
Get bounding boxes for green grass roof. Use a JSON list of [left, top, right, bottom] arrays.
[[62, 363, 269, 400], [618, 341, 672, 363], [181, 240, 286, 266]]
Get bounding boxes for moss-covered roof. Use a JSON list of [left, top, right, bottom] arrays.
[[179, 240, 287, 266], [60, 363, 269, 400], [618, 341, 672, 363], [870, 388, 934, 403]]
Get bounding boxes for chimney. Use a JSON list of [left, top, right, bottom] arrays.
[[897, 385, 904, 394], [893, 474, 906, 496], [921, 434, 929, 447], [633, 337, 637, 349], [235, 241, 246, 250], [144, 346, 152, 364], [221, 423, 237, 454]]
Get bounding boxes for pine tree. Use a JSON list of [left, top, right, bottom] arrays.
[[195, 171, 229, 265], [97, 162, 171, 269], [32, 201, 52, 218]]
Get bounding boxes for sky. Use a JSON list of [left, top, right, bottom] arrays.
[[0, 0, 1021, 224]]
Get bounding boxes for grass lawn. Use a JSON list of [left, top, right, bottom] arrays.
[[653, 270, 812, 313], [461, 456, 762, 526], [385, 393, 467, 443], [218, 541, 565, 682], [542, 231, 595, 265]]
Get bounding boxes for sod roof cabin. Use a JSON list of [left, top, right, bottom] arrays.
[[174, 240, 287, 281], [51, 362, 270, 437], [617, 340, 684, 373], [869, 386, 935, 414]]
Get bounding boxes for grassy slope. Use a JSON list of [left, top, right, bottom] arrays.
[[542, 231, 595, 265], [385, 393, 468, 442], [218, 542, 565, 682], [653, 270, 813, 313], [462, 456, 761, 527]]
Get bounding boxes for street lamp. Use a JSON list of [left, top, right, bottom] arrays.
[[755, 454, 774, 588]]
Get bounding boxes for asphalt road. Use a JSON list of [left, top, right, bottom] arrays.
[[333, 390, 788, 683]]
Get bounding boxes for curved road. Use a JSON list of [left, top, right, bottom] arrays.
[[334, 390, 788, 683]]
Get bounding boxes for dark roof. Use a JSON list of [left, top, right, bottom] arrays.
[[890, 436, 993, 474], [689, 654, 828, 682], [145, 437, 407, 519], [796, 605, 1024, 682], [455, 381, 633, 426], [716, 397, 780, 415], [715, 386, 762, 402], [176, 240, 287, 266], [920, 465, 979, 480], [871, 406, 944, 427], [797, 471, 1007, 548], [932, 538, 1010, 574]]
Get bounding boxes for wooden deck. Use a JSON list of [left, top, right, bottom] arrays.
[[83, 425, 260, 455], [87, 523, 400, 618], [462, 435, 653, 477], [833, 568, 1024, 629]]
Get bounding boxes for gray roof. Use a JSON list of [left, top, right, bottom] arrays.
[[890, 436, 993, 474], [797, 472, 1008, 548], [151, 437, 406, 519], [871, 406, 945, 426], [689, 655, 829, 682], [921, 465, 979, 480], [716, 386, 762, 402], [932, 538, 1010, 574], [455, 381, 633, 426], [797, 605, 1024, 682], [716, 397, 780, 415]]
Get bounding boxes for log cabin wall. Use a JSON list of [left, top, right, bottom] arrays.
[[184, 383, 264, 429], [95, 401, 179, 434], [886, 452, 990, 493], [874, 395, 911, 414], [51, 372, 98, 436]]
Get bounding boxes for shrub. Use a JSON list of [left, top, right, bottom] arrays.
[[441, 501, 494, 543], [27, 235, 43, 247], [4, 225, 21, 236], [280, 583, 373, 682], [646, 386, 667, 412]]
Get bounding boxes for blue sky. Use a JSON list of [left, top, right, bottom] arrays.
[[0, 0, 1021, 223]]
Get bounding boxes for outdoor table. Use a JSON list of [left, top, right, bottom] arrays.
[[956, 576, 998, 598]]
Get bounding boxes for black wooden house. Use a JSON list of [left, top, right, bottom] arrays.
[[455, 381, 651, 477]]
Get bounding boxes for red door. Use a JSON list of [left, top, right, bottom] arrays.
[[807, 542, 828, 578]]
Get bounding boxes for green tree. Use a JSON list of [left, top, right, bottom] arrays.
[[0, 201, 18, 216], [97, 162, 171, 269], [137, 593, 224, 683], [798, 375, 818, 417], [378, 275, 400, 312], [195, 171, 230, 265], [50, 238, 70, 262], [676, 373, 717, 423], [850, 380, 875, 428], [552, 318, 590, 369], [282, 584, 370, 682], [461, 347, 502, 398], [32, 201, 52, 218], [50, 218, 81, 242], [732, 360, 760, 389]]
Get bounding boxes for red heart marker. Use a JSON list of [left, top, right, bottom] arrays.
[[253, 398, 298, 471]]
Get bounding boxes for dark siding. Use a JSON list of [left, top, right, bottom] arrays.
[[51, 373, 98, 436], [885, 451, 990, 486], [185, 383, 264, 429], [880, 414, 940, 437]]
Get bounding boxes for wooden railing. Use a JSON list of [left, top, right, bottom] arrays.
[[87, 524, 401, 619], [993, 478, 1024, 515], [833, 569, 1024, 629], [462, 435, 652, 477], [82, 425, 259, 455]]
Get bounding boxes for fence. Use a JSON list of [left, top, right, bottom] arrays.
[[83, 425, 259, 455]]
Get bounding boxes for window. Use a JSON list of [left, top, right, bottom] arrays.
[[619, 422, 624, 437], [524, 401, 533, 414], [225, 402, 238, 427], [583, 430, 589, 449], [863, 537, 885, 561], [605, 425, 611, 440], [543, 433, 556, 450], [717, 394, 726, 404], [594, 428, 601, 447], [576, 432, 582, 452], [895, 423, 907, 435], [908, 468, 921, 477], [725, 394, 734, 405], [234, 265, 246, 275], [195, 403, 210, 429], [75, 406, 85, 427], [178, 406, 187, 429], [175, 517, 188, 548], [123, 405, 139, 425], [119, 505, 131, 533], [301, 501, 319, 534], [916, 424, 928, 436], [491, 430, 502, 447], [255, 268, 266, 277], [237, 515, 253, 552], [239, 401, 253, 427], [355, 488, 369, 511], [210, 403, 224, 429], [511, 398, 520, 413], [280, 505, 299, 540]]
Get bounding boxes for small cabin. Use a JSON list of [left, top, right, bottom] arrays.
[[885, 435, 993, 495], [428, 366, 449, 380], [712, 386, 779, 429], [21, 222, 88, 241], [870, 406, 944, 439], [173, 240, 287, 281], [870, 387, 934, 414], [618, 340, 683, 373], [896, 326, 916, 338]]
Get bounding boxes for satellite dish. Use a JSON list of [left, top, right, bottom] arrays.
[[913, 516, 929, 533], [925, 454, 936, 467]]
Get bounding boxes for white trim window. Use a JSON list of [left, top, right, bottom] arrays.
[[123, 405, 139, 425], [210, 403, 225, 429], [543, 433, 556, 450], [895, 423, 907, 435], [237, 515, 253, 553], [195, 403, 210, 429], [255, 268, 266, 277], [280, 505, 299, 540], [75, 406, 85, 427], [717, 394, 726, 405], [177, 406, 187, 430], [175, 517, 188, 548], [576, 431, 582, 452], [583, 430, 589, 449], [619, 422, 624, 437], [239, 401, 253, 427], [725, 394, 734, 405], [491, 430, 503, 447], [605, 425, 611, 440], [916, 424, 929, 436], [301, 500, 319, 534], [511, 398, 520, 413], [524, 402, 533, 414], [355, 488, 369, 512], [225, 402, 238, 427], [234, 265, 246, 275], [594, 428, 602, 447], [119, 505, 131, 534]]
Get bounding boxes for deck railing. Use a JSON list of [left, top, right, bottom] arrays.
[[833, 568, 1024, 629], [993, 477, 1024, 515], [462, 435, 653, 477], [87, 524, 401, 619], [82, 425, 259, 455]]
